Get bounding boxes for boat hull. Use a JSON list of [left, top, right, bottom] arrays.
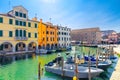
[[45, 65, 103, 78]]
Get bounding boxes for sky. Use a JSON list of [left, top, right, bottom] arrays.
[[0, 0, 120, 32]]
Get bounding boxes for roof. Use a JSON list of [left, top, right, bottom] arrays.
[[72, 27, 100, 32], [0, 13, 15, 18], [13, 5, 28, 12], [57, 25, 71, 29], [27, 19, 39, 23]]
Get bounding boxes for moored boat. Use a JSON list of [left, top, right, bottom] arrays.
[[39, 49, 47, 54], [35, 49, 47, 54], [66, 55, 112, 70], [45, 57, 104, 79], [45, 62, 103, 78]]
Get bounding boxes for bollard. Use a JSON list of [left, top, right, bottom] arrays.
[[38, 62, 41, 80]]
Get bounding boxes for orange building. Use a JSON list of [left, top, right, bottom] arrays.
[[38, 19, 47, 49], [38, 19, 58, 50]]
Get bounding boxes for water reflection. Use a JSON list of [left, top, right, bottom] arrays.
[[0, 46, 118, 80]]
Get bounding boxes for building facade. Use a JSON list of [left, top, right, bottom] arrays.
[[71, 27, 101, 45], [38, 19, 47, 49], [117, 33, 120, 44], [0, 6, 38, 52], [108, 32, 118, 44], [38, 20, 58, 50], [101, 30, 118, 44], [46, 23, 58, 49], [57, 26, 71, 48]]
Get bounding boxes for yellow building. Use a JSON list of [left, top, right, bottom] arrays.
[[0, 5, 38, 52], [38, 19, 58, 50]]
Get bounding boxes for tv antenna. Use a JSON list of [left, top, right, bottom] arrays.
[[9, 0, 11, 10], [35, 13, 37, 18]]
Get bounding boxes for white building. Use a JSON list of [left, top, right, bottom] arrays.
[[57, 26, 71, 48]]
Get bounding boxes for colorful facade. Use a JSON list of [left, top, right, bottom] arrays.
[[38, 19, 47, 49], [46, 22, 58, 49], [108, 32, 118, 44], [0, 5, 71, 53], [0, 6, 38, 52], [38, 19, 58, 49]]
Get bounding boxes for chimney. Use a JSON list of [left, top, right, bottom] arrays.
[[32, 17, 37, 21], [40, 19, 42, 23]]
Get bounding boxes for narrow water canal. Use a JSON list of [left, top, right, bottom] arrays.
[[0, 46, 118, 80]]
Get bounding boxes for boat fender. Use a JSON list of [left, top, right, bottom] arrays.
[[73, 76, 77, 80]]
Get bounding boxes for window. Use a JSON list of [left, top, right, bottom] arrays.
[[5, 44, 8, 48], [20, 21, 22, 26], [20, 12, 22, 17], [0, 17, 3, 23], [62, 32, 64, 35], [64, 37, 66, 41], [28, 32, 31, 38], [35, 23, 37, 28], [9, 31, 13, 37], [62, 37, 63, 41], [23, 13, 26, 18], [47, 37, 48, 41], [53, 38, 54, 41], [15, 30, 18, 37], [51, 37, 52, 41], [50, 32, 52, 34], [35, 33, 37, 38], [46, 31, 49, 34], [20, 30, 22, 37], [0, 30, 3, 37], [28, 22, 31, 27], [23, 22, 26, 26], [59, 32, 60, 35], [15, 11, 19, 16], [43, 38, 44, 41], [9, 19, 13, 24], [15, 20, 19, 25], [24, 30, 26, 37]]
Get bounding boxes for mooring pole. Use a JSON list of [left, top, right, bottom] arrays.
[[96, 48, 98, 68], [38, 62, 41, 80], [75, 53, 78, 80], [61, 57, 64, 80], [88, 51, 91, 80]]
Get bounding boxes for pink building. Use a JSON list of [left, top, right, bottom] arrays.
[[108, 32, 118, 44]]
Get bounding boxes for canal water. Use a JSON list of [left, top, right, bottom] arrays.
[[0, 46, 118, 80]]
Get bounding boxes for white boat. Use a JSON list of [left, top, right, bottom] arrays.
[[79, 60, 112, 70], [45, 57, 104, 78], [66, 56, 112, 70], [45, 63, 103, 78], [36, 49, 47, 54], [39, 49, 47, 54]]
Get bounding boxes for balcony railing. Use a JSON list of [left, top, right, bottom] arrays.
[[14, 37, 28, 41]]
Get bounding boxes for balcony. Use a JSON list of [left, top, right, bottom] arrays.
[[14, 37, 28, 41]]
